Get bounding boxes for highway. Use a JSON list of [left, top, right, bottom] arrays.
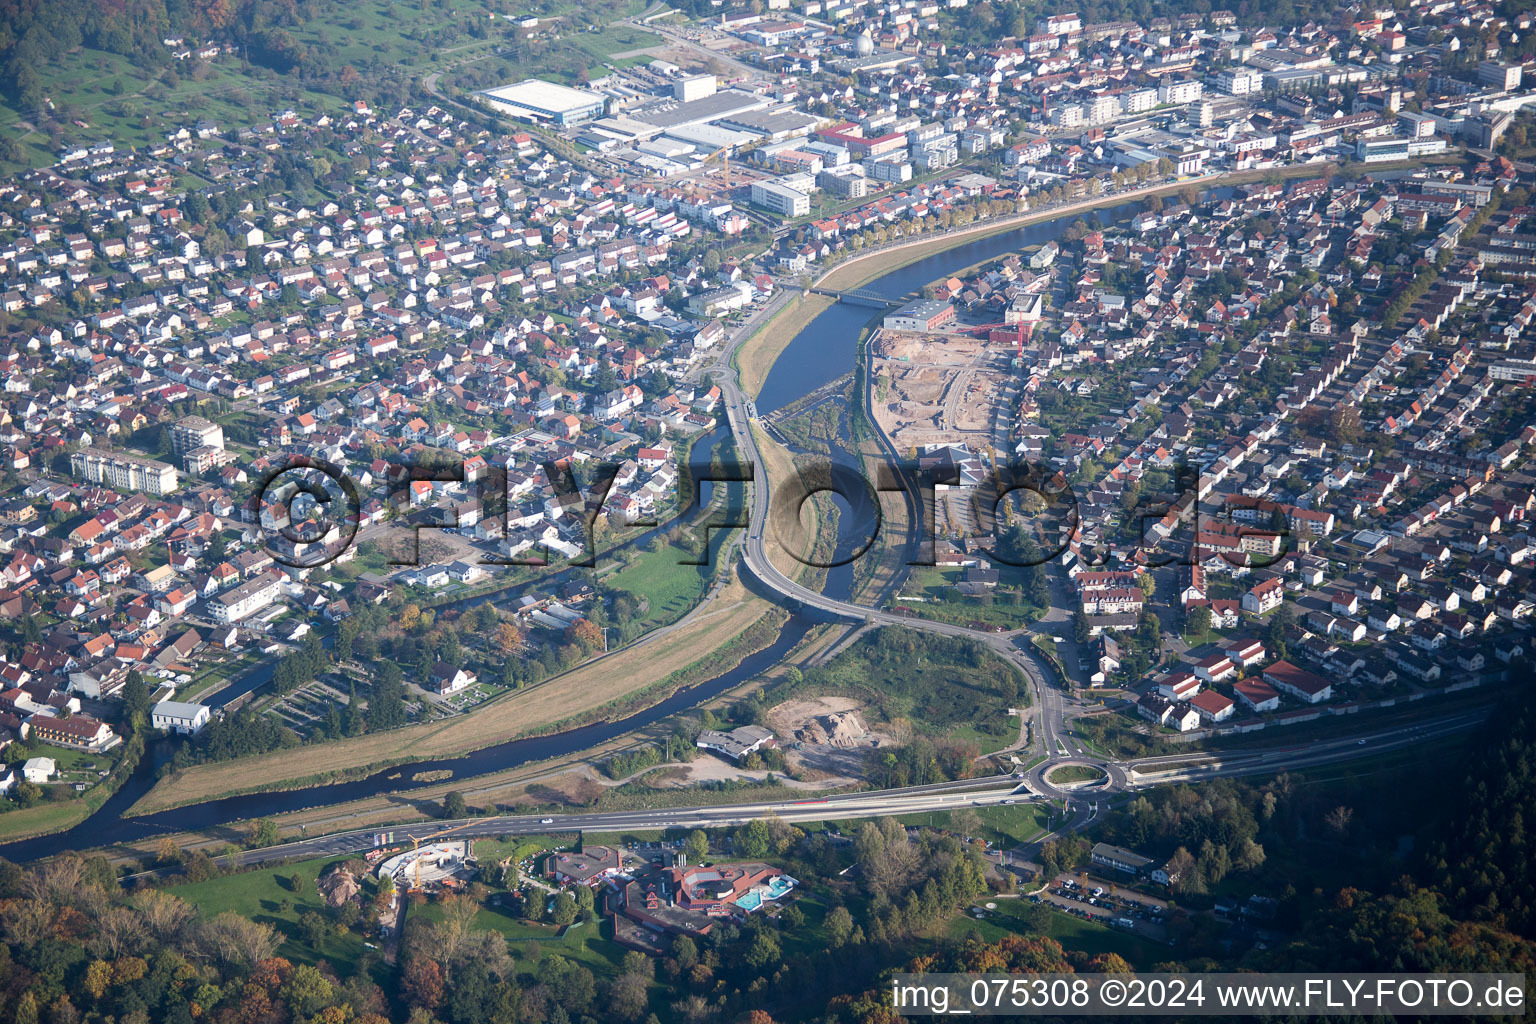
[[144, 706, 1489, 881], [127, 774, 1026, 878]]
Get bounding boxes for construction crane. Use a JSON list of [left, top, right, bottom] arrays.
[[699, 144, 732, 190], [404, 820, 475, 891], [964, 319, 1035, 360]]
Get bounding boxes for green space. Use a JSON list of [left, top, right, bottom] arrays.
[[0, 47, 343, 172], [171, 854, 386, 980], [759, 627, 1029, 758], [604, 542, 713, 633], [947, 897, 1166, 967], [887, 802, 1050, 847], [1046, 764, 1106, 785], [471, 836, 559, 866], [409, 900, 627, 979], [898, 564, 1047, 629]]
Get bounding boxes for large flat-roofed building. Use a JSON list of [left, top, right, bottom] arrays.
[[883, 299, 955, 332], [71, 448, 178, 495], [481, 79, 607, 126], [749, 179, 811, 217], [207, 571, 283, 623]]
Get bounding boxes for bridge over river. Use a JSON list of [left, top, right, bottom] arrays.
[[807, 286, 916, 309]]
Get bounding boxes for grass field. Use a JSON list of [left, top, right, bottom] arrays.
[[130, 579, 777, 815], [172, 854, 386, 981], [472, 836, 558, 866], [605, 545, 713, 633], [734, 294, 835, 398], [0, 0, 659, 171], [0, 49, 344, 172], [0, 799, 96, 844], [751, 423, 834, 584], [947, 897, 1166, 967], [410, 899, 628, 978], [886, 803, 1049, 847]]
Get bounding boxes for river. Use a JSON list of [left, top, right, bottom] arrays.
[[0, 191, 1198, 861]]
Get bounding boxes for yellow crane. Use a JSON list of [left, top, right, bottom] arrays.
[[404, 820, 475, 891], [699, 144, 732, 189]]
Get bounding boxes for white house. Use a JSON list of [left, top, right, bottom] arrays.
[[152, 700, 211, 735], [21, 757, 55, 783]]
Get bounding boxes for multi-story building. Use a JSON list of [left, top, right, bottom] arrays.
[[1158, 77, 1203, 104], [749, 179, 812, 217], [207, 571, 282, 623], [170, 415, 224, 455], [71, 448, 178, 495]]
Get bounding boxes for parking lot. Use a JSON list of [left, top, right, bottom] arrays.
[[1031, 873, 1169, 941]]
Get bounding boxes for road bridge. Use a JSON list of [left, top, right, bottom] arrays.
[[807, 286, 908, 308]]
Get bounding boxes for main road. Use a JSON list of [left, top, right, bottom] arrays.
[[703, 293, 1079, 771]]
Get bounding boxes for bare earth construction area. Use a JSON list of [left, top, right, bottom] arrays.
[[871, 326, 1015, 451]]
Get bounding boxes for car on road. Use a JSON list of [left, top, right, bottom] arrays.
[[540, 818, 554, 824]]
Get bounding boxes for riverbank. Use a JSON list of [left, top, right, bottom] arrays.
[[734, 293, 834, 398], [811, 160, 1398, 295], [128, 576, 778, 815]]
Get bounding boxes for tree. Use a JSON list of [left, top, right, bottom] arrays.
[[684, 829, 709, 863], [825, 905, 854, 947], [736, 819, 772, 858], [1073, 608, 1092, 644], [669, 934, 698, 969], [607, 972, 649, 1023], [742, 930, 781, 973], [122, 669, 150, 722], [495, 621, 523, 651], [566, 618, 603, 652], [549, 892, 578, 927], [249, 818, 281, 848], [282, 964, 335, 1019], [443, 791, 469, 819], [402, 955, 445, 1011], [1186, 605, 1213, 637]]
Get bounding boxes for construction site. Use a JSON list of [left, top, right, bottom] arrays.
[[868, 323, 1023, 453], [370, 822, 479, 894]]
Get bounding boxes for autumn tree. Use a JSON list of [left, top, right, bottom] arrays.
[[495, 621, 524, 651], [566, 617, 603, 652]]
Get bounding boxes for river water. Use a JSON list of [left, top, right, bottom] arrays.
[[0, 192, 1189, 861]]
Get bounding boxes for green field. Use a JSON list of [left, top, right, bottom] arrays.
[[887, 803, 1050, 847], [471, 836, 558, 865], [171, 854, 385, 980], [947, 897, 1166, 967], [410, 899, 627, 978], [0, 0, 661, 172], [780, 628, 1029, 748], [1046, 764, 1106, 785], [0, 48, 343, 172], [605, 543, 714, 633]]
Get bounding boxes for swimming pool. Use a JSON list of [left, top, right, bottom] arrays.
[[735, 875, 797, 913]]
